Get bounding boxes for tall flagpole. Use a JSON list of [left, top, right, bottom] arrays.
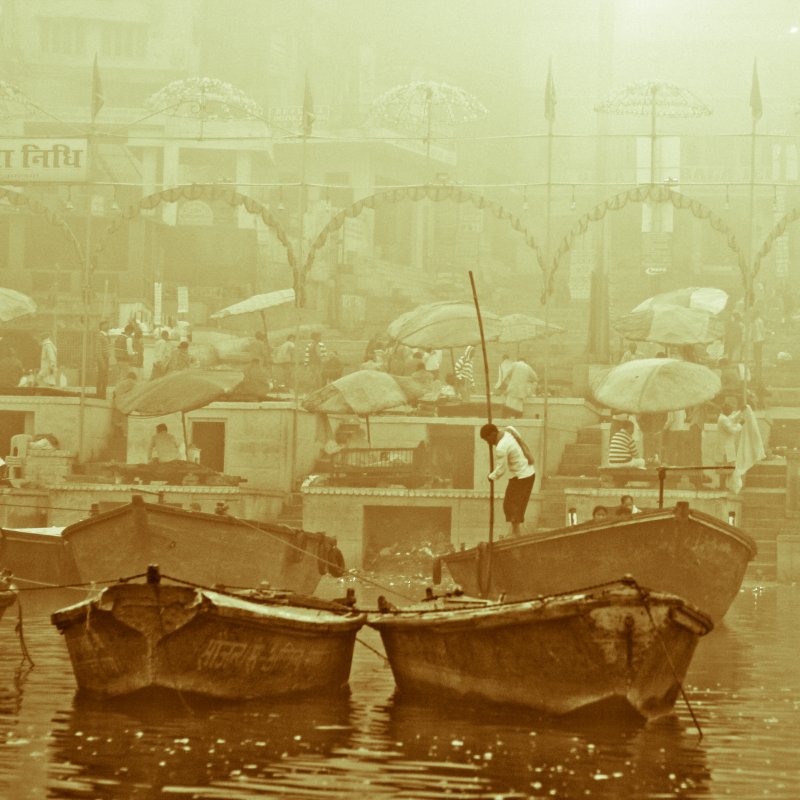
[[77, 56, 103, 461], [744, 58, 762, 409], [541, 58, 556, 486], [289, 72, 313, 490]]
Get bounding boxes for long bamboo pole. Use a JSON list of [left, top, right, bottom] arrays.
[[468, 270, 494, 597]]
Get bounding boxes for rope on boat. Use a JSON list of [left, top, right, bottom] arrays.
[[9, 572, 149, 592], [14, 600, 34, 667], [355, 636, 389, 666], [630, 579, 704, 742]]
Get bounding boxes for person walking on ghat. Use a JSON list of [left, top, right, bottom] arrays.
[[454, 345, 475, 401], [480, 423, 536, 538]]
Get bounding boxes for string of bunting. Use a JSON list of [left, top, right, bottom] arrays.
[[0, 187, 84, 267], [301, 184, 547, 282], [543, 184, 748, 303]]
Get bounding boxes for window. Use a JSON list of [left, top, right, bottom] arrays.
[[39, 18, 86, 56], [101, 22, 147, 59]]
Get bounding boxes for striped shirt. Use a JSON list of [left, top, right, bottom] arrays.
[[608, 429, 639, 464], [454, 346, 474, 386]]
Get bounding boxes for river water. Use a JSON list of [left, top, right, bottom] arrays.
[[0, 575, 798, 800]]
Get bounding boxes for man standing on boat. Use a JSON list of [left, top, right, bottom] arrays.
[[480, 423, 536, 538]]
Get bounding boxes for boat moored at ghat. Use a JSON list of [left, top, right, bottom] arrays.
[[59, 495, 345, 594], [439, 502, 757, 623], [368, 579, 713, 720], [51, 568, 366, 700]]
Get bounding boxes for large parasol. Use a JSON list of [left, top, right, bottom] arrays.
[[632, 287, 729, 316], [613, 305, 724, 346], [498, 313, 565, 343], [387, 301, 502, 350], [591, 358, 721, 414], [210, 288, 295, 335], [145, 77, 263, 120], [0, 288, 37, 323], [595, 80, 712, 184], [371, 80, 487, 165]]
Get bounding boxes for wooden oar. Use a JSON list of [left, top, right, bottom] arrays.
[[468, 271, 494, 597]]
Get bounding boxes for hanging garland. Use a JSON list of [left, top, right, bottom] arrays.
[[93, 184, 298, 293], [301, 184, 545, 284], [0, 187, 83, 266], [545, 185, 747, 303], [753, 210, 800, 282]]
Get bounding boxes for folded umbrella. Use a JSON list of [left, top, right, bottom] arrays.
[[116, 369, 244, 416]]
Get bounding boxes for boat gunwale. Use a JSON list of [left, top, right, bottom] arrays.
[[442, 504, 758, 564], [366, 584, 713, 634], [51, 583, 366, 633], [59, 498, 332, 544]]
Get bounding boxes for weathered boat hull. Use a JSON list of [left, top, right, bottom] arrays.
[[61, 495, 341, 594], [441, 502, 756, 622], [0, 526, 80, 590], [369, 583, 712, 719], [52, 583, 365, 699]]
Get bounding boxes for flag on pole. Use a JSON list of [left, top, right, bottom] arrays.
[[91, 54, 104, 122], [544, 58, 556, 123], [302, 71, 315, 136], [750, 59, 762, 122]]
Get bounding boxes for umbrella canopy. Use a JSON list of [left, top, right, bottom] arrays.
[[591, 358, 721, 414], [498, 313, 565, 343], [0, 288, 37, 323], [116, 369, 244, 416], [632, 287, 729, 316], [594, 80, 712, 119], [371, 80, 488, 131], [210, 288, 295, 319], [387, 301, 502, 349], [613, 305, 724, 346], [303, 370, 424, 415]]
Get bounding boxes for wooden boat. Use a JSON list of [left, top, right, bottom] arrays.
[[60, 495, 344, 594], [0, 526, 80, 590], [439, 501, 756, 623], [51, 567, 366, 700], [368, 579, 713, 720]]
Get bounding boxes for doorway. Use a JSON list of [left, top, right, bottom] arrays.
[[0, 411, 29, 460], [190, 420, 225, 473]]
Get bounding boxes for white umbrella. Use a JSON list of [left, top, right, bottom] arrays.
[[210, 288, 295, 319], [632, 287, 729, 316], [0, 288, 37, 323], [591, 358, 721, 413]]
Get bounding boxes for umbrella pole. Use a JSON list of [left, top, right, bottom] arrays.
[[365, 415, 371, 445], [181, 411, 189, 461], [468, 271, 494, 598]]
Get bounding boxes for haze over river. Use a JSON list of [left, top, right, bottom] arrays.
[[0, 577, 798, 799]]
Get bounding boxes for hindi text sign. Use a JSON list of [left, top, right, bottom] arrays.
[[0, 138, 88, 183]]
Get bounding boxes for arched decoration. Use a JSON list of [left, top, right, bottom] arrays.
[[546, 185, 747, 303], [94, 184, 297, 292], [0, 186, 84, 266], [302, 184, 546, 288], [753, 210, 800, 283]]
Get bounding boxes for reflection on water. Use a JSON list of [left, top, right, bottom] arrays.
[[0, 581, 798, 799]]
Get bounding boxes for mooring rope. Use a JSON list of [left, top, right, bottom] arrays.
[[631, 579, 704, 742]]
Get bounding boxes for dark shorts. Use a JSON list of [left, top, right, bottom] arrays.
[[503, 473, 536, 523]]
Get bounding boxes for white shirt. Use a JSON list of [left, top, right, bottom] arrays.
[[489, 431, 535, 481]]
